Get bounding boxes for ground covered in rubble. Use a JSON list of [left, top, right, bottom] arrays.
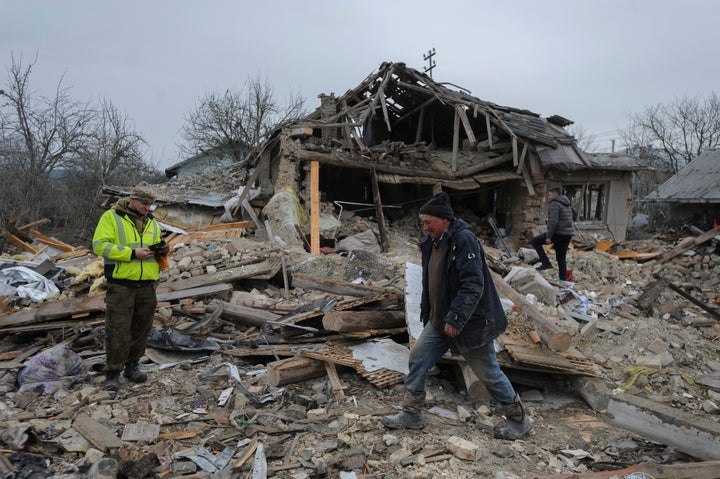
[[0, 222, 719, 478]]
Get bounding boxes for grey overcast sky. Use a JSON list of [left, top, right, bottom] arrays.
[[2, 0, 719, 170]]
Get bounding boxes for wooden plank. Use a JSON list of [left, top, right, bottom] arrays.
[[485, 114, 493, 149], [491, 270, 571, 352], [72, 413, 123, 451], [206, 300, 281, 328], [30, 230, 75, 252], [17, 218, 51, 231], [324, 361, 346, 400], [660, 225, 720, 262], [451, 109, 460, 171], [515, 142, 529, 174], [188, 221, 254, 232], [310, 160, 320, 255], [322, 310, 405, 333], [156, 283, 233, 302], [52, 248, 91, 261], [5, 233, 38, 253], [455, 105, 476, 148], [37, 293, 106, 321], [370, 166, 389, 253], [266, 356, 327, 386], [165, 259, 278, 291], [290, 272, 389, 297], [662, 277, 720, 321]]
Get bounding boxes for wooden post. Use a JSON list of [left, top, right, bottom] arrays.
[[415, 106, 426, 143], [485, 115, 493, 149], [310, 161, 320, 255], [370, 167, 389, 252], [452, 110, 460, 172], [266, 356, 326, 386], [490, 270, 571, 352], [459, 362, 491, 401]]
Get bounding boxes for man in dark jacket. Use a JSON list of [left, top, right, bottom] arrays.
[[382, 192, 532, 440], [531, 187, 574, 281]]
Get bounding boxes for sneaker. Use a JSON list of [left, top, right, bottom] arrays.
[[535, 264, 553, 271]]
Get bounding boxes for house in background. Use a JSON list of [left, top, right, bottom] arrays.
[[245, 61, 642, 248], [645, 148, 720, 229], [165, 143, 249, 179]]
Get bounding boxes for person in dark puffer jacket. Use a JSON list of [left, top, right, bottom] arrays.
[[381, 191, 532, 440], [531, 186, 574, 280]]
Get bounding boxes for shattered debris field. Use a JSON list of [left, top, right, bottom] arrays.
[[1, 217, 720, 479]]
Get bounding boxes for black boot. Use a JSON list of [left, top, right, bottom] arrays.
[[382, 410, 425, 429], [123, 361, 147, 383], [494, 396, 532, 440], [381, 390, 425, 429], [105, 371, 121, 391]]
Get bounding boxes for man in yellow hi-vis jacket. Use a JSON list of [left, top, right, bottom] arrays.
[[92, 182, 166, 391]]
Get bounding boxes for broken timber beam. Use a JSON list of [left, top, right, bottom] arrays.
[[266, 356, 327, 387], [322, 310, 405, 332], [370, 167, 389, 253], [206, 299, 281, 328], [660, 225, 720, 262], [290, 272, 390, 297], [490, 270, 572, 352]]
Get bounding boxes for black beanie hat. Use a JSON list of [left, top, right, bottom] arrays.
[[419, 192, 454, 220]]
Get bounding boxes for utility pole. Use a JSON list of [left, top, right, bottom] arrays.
[[423, 48, 436, 78]]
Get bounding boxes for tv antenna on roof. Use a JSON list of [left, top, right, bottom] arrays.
[[423, 48, 436, 78]]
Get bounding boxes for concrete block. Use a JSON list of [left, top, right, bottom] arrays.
[[608, 393, 720, 460]]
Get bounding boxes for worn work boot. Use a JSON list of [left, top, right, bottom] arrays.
[[105, 371, 121, 392], [382, 410, 424, 429], [381, 390, 425, 429], [123, 361, 147, 383], [494, 396, 532, 440]]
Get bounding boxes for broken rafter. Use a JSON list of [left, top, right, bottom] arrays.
[[454, 105, 477, 148]]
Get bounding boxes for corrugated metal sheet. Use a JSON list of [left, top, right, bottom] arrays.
[[649, 148, 720, 203]]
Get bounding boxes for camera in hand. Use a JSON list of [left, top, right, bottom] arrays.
[[149, 241, 166, 253]]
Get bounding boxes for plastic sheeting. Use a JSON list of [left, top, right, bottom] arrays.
[[17, 343, 88, 394], [0, 266, 60, 302], [146, 327, 221, 352]]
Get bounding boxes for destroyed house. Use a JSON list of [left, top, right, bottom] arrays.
[[645, 148, 720, 229], [248, 61, 640, 245]]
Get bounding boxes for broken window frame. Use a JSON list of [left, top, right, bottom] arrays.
[[562, 182, 608, 222]]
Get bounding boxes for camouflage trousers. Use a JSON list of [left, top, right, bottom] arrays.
[[104, 282, 157, 372]]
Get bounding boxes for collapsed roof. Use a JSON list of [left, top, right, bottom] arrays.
[[249, 61, 620, 196], [646, 148, 720, 203]]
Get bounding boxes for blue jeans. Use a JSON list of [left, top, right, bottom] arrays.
[[404, 322, 517, 405]]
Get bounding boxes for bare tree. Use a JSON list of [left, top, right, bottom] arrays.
[[567, 124, 597, 152], [57, 99, 159, 241], [621, 93, 720, 174], [1, 54, 160, 244], [180, 75, 306, 162], [0, 53, 94, 221], [75, 99, 152, 184]]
